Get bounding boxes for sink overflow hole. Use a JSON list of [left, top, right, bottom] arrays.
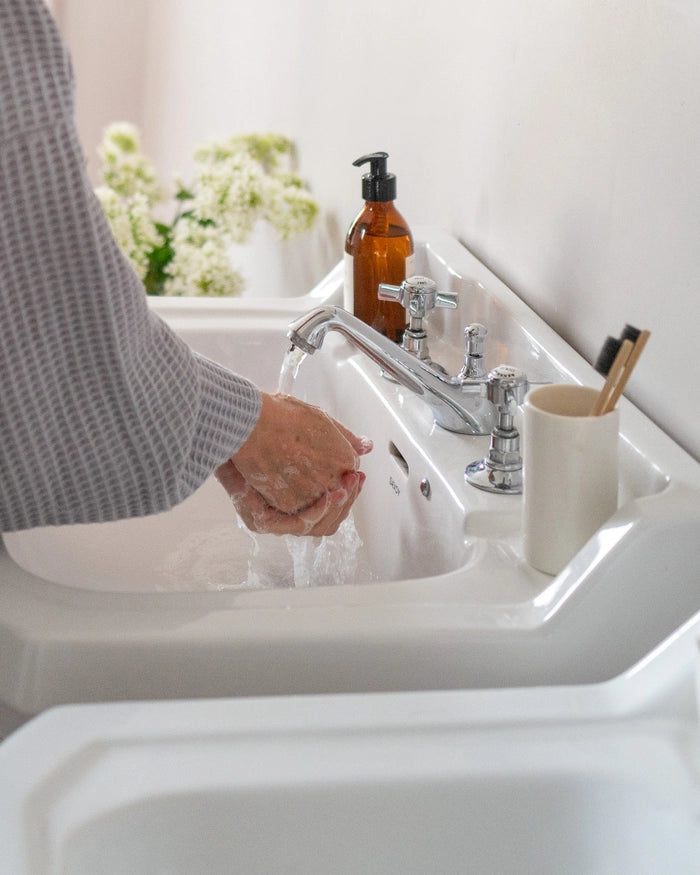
[[388, 441, 409, 477]]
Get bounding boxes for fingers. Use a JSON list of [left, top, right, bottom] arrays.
[[216, 462, 366, 537], [301, 470, 365, 537], [331, 420, 374, 458], [249, 471, 365, 537]]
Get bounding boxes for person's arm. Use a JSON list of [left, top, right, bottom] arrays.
[[0, 0, 369, 536]]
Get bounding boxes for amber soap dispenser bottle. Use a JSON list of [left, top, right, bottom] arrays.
[[344, 152, 415, 342]]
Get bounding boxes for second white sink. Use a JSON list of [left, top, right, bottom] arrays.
[[2, 676, 700, 875]]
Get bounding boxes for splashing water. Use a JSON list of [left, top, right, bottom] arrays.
[[284, 514, 367, 587], [155, 513, 369, 591], [246, 513, 368, 589], [155, 524, 282, 591]]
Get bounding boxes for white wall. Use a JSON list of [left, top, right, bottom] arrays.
[[59, 0, 700, 461], [54, 0, 150, 176]]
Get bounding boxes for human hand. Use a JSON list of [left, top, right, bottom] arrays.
[[215, 462, 366, 536], [229, 392, 372, 516]]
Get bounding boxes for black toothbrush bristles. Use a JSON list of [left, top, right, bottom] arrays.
[[620, 324, 641, 344], [595, 325, 643, 376], [595, 336, 622, 376]]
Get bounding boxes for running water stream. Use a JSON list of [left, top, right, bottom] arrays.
[[277, 344, 307, 395]]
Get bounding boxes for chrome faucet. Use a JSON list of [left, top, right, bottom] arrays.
[[287, 304, 497, 435]]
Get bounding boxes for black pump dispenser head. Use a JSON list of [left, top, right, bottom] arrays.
[[353, 151, 397, 202]]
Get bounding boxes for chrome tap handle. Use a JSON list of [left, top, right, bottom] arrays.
[[378, 276, 458, 366], [458, 323, 488, 381], [377, 276, 422, 308], [486, 365, 528, 414], [378, 276, 458, 318]]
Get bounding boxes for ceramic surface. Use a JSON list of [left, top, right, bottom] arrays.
[[2, 618, 699, 875]]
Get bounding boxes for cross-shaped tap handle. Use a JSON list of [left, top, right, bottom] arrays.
[[378, 276, 458, 319]]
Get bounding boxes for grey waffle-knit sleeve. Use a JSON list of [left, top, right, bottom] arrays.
[[0, 0, 262, 531]]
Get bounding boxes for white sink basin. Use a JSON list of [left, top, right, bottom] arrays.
[[0, 321, 467, 591], [1, 227, 699, 730], [2, 665, 700, 875]]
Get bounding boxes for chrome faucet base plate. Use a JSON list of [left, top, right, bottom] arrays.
[[465, 458, 523, 494]]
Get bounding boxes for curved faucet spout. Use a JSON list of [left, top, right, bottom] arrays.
[[287, 306, 494, 435]]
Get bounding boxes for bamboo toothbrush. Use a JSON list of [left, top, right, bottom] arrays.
[[590, 326, 650, 416], [599, 328, 650, 414], [590, 338, 634, 416]]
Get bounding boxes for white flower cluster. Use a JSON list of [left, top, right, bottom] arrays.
[[165, 219, 245, 297], [94, 186, 161, 281], [190, 147, 265, 244], [264, 173, 321, 240], [97, 122, 162, 204], [190, 135, 319, 243], [96, 125, 319, 296]]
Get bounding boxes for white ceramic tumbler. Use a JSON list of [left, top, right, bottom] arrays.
[[523, 384, 620, 576]]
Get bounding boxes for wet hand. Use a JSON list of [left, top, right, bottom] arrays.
[[215, 463, 366, 537], [229, 392, 372, 516]]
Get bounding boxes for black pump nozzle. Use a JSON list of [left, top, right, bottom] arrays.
[[353, 151, 397, 202]]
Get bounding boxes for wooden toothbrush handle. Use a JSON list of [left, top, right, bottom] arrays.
[[599, 330, 650, 415], [590, 339, 634, 416]]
